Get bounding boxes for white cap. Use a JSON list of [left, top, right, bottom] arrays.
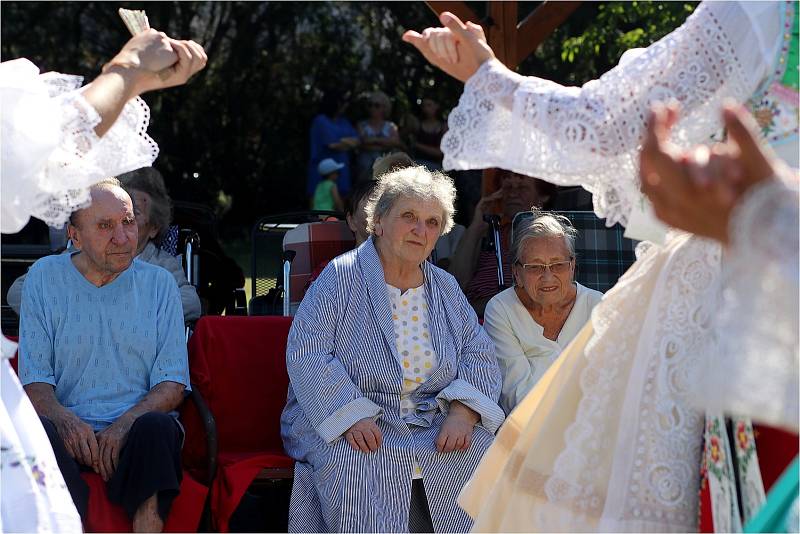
[[318, 158, 345, 176]]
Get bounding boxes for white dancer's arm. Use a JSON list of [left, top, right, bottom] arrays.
[[440, 1, 782, 226]]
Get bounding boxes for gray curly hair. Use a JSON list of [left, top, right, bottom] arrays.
[[364, 166, 456, 236]]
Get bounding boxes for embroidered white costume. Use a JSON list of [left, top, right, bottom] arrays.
[[442, 1, 798, 531], [0, 57, 159, 532]]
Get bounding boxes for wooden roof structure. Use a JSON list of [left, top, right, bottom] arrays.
[[424, 1, 582, 194], [425, 1, 581, 69]]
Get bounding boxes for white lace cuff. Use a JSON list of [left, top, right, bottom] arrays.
[[32, 86, 159, 228], [441, 1, 763, 227], [1, 60, 159, 232]]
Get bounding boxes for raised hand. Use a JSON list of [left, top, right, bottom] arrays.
[[102, 29, 207, 95], [471, 189, 504, 229], [152, 38, 208, 90], [714, 103, 783, 192], [402, 12, 495, 83], [640, 101, 785, 244], [104, 29, 177, 75]]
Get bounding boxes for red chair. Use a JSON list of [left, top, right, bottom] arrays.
[[183, 315, 294, 532], [283, 220, 355, 307], [8, 341, 213, 533]]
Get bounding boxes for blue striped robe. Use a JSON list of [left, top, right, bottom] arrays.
[[281, 238, 505, 532]]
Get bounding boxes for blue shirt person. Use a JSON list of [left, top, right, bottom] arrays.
[[19, 179, 189, 530], [307, 92, 359, 198]]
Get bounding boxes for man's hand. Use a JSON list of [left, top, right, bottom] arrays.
[[436, 400, 479, 453], [345, 417, 383, 453], [95, 417, 134, 481], [103, 29, 207, 95], [52, 411, 100, 470], [402, 12, 495, 83]]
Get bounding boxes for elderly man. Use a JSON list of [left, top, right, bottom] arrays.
[[18, 178, 189, 533]]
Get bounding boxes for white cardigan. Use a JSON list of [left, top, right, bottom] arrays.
[[484, 283, 602, 414]]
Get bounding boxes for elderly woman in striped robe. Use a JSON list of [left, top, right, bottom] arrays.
[[281, 166, 506, 533]]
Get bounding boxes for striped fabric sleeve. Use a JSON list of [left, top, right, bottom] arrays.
[[436, 283, 506, 433], [286, 266, 383, 443]]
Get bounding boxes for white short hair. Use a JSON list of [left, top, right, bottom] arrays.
[[364, 166, 456, 236]]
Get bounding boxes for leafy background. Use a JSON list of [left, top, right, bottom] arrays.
[[3, 1, 696, 239]]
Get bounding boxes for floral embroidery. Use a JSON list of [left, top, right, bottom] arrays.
[[703, 415, 743, 532], [710, 436, 722, 465], [753, 100, 780, 136], [736, 421, 749, 451], [731, 417, 765, 522]]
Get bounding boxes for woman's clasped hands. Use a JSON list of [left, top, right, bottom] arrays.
[[344, 400, 479, 454]]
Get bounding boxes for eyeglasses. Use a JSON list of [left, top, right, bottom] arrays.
[[515, 258, 573, 276]]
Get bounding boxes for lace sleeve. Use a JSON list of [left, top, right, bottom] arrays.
[[1, 59, 159, 233], [442, 1, 774, 226], [696, 178, 799, 431]]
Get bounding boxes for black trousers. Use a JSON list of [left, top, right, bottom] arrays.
[[409, 478, 434, 533], [40, 412, 183, 522]]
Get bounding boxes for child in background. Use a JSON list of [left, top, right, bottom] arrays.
[[312, 158, 345, 211]]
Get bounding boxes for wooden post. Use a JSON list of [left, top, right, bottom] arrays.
[[516, 1, 582, 66], [423, 1, 581, 196]]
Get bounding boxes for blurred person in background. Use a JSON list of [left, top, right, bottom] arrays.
[[410, 97, 447, 171], [448, 169, 557, 316], [356, 91, 403, 182], [308, 90, 359, 203]]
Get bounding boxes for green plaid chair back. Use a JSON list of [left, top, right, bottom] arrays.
[[511, 210, 638, 293]]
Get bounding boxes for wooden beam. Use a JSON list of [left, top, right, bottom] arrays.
[[487, 2, 519, 68], [516, 1, 582, 66], [501, 2, 519, 66], [424, 1, 481, 28]]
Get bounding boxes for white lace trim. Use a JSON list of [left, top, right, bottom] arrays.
[[443, 4, 759, 528], [694, 178, 799, 432], [610, 236, 717, 530], [442, 3, 753, 227], [4, 66, 158, 230], [537, 234, 715, 531], [33, 84, 158, 228]]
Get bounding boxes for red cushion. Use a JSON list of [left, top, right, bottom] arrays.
[[184, 316, 294, 531], [217, 450, 294, 468], [81, 471, 208, 533], [9, 335, 208, 532], [211, 452, 294, 531], [753, 424, 799, 491], [7, 335, 18, 373]]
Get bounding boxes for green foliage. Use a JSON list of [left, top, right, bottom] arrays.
[[524, 1, 697, 84], [2, 1, 695, 236]]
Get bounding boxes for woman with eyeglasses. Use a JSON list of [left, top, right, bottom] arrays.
[[483, 211, 602, 414]]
